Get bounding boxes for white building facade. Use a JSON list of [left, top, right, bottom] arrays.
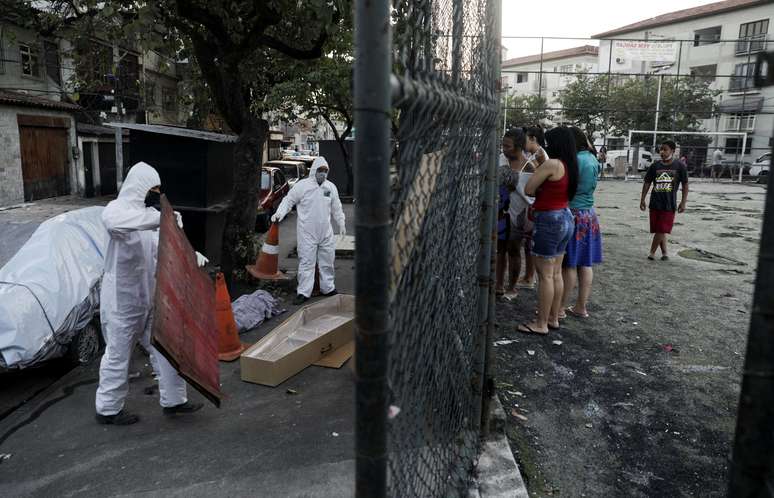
[[501, 45, 599, 125]]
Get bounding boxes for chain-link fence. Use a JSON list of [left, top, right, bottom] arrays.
[[500, 35, 774, 179], [354, 0, 500, 497]]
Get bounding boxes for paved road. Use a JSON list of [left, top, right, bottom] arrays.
[[0, 202, 357, 497], [494, 179, 764, 497], [0, 197, 111, 422]]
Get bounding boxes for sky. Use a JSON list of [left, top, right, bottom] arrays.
[[502, 0, 721, 59]]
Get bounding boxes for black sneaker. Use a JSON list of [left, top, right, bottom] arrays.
[[163, 401, 204, 416], [95, 410, 140, 425], [322, 289, 338, 297], [294, 294, 309, 305]]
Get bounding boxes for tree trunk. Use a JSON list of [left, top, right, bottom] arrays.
[[221, 118, 269, 282]]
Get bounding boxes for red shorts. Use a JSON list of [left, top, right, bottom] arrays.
[[649, 209, 675, 234]]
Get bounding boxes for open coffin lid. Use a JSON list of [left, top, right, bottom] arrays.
[[240, 294, 354, 386]]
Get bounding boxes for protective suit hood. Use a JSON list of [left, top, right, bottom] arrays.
[[119, 162, 161, 206], [309, 157, 329, 178]]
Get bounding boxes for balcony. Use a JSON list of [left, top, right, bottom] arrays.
[[736, 34, 768, 55]]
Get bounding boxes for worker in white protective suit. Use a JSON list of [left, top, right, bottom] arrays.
[[95, 162, 208, 425], [271, 157, 346, 305]]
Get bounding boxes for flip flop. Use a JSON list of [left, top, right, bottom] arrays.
[[565, 306, 589, 319], [548, 323, 560, 330], [647, 255, 655, 261], [495, 288, 505, 296], [516, 280, 535, 289], [517, 323, 548, 335]]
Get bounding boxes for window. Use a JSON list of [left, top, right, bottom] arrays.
[[730, 63, 756, 91], [558, 64, 573, 74], [725, 137, 754, 155], [273, 171, 286, 191], [0, 37, 4, 74], [737, 19, 769, 54], [725, 113, 756, 131], [690, 64, 717, 84], [19, 43, 41, 78], [694, 26, 721, 46], [516, 72, 528, 83], [43, 40, 61, 85], [162, 87, 177, 112], [260, 171, 271, 190], [145, 82, 157, 106]]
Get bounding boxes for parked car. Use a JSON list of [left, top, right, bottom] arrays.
[[0, 207, 107, 371], [604, 149, 653, 172], [749, 153, 771, 177], [255, 166, 290, 232], [265, 159, 309, 188], [282, 150, 301, 158]]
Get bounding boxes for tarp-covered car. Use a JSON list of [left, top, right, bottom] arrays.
[[0, 207, 108, 370]]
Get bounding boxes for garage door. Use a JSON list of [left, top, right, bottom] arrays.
[[18, 115, 71, 201]]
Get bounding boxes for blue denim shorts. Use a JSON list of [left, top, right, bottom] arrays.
[[532, 208, 574, 259]]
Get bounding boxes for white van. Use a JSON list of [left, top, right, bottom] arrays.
[[603, 149, 653, 172]]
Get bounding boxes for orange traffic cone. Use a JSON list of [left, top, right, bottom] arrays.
[[215, 272, 246, 361], [246, 223, 290, 280]]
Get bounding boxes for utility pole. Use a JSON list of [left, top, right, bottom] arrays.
[[653, 73, 663, 151]]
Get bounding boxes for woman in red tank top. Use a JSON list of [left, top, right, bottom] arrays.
[[517, 127, 578, 335]]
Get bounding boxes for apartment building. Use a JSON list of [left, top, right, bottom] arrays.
[[501, 45, 599, 124], [594, 0, 774, 161]]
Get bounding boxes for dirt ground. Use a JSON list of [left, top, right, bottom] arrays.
[[493, 178, 764, 497]]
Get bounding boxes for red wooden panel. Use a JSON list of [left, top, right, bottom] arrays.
[[152, 195, 221, 407]]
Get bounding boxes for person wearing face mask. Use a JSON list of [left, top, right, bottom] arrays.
[[95, 162, 207, 425], [271, 157, 346, 305]]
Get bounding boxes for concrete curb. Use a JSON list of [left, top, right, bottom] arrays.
[[472, 394, 529, 498]]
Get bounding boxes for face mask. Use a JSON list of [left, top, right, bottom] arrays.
[[315, 171, 328, 184], [145, 190, 161, 208]]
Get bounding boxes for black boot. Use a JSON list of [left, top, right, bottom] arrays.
[[163, 401, 204, 416], [293, 294, 309, 305], [95, 410, 140, 425], [322, 289, 338, 297]]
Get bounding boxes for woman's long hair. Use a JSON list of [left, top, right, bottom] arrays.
[[545, 126, 579, 201]]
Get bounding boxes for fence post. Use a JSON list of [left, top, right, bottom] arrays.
[[478, 0, 501, 438], [727, 136, 774, 496], [354, 0, 391, 496]]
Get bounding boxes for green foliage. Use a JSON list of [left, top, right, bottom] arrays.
[[558, 71, 720, 138], [503, 94, 551, 129]]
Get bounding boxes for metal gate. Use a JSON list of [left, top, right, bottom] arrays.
[[18, 116, 71, 201]]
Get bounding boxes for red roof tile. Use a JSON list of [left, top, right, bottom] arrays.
[[593, 0, 770, 38], [0, 90, 80, 111]]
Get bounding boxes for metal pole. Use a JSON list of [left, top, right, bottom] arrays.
[[604, 38, 614, 152], [626, 130, 632, 181], [653, 73, 663, 151], [538, 37, 544, 112], [354, 0, 391, 496], [727, 133, 774, 497], [672, 41, 683, 131], [478, 0, 501, 438], [739, 132, 747, 183], [451, 0, 463, 83], [114, 126, 123, 191]]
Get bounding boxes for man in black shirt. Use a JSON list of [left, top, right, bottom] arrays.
[[639, 140, 688, 261]]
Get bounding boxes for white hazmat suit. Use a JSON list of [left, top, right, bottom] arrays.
[[95, 162, 187, 416], [273, 157, 346, 298]]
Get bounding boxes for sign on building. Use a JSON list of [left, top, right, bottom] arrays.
[[613, 40, 678, 67]]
